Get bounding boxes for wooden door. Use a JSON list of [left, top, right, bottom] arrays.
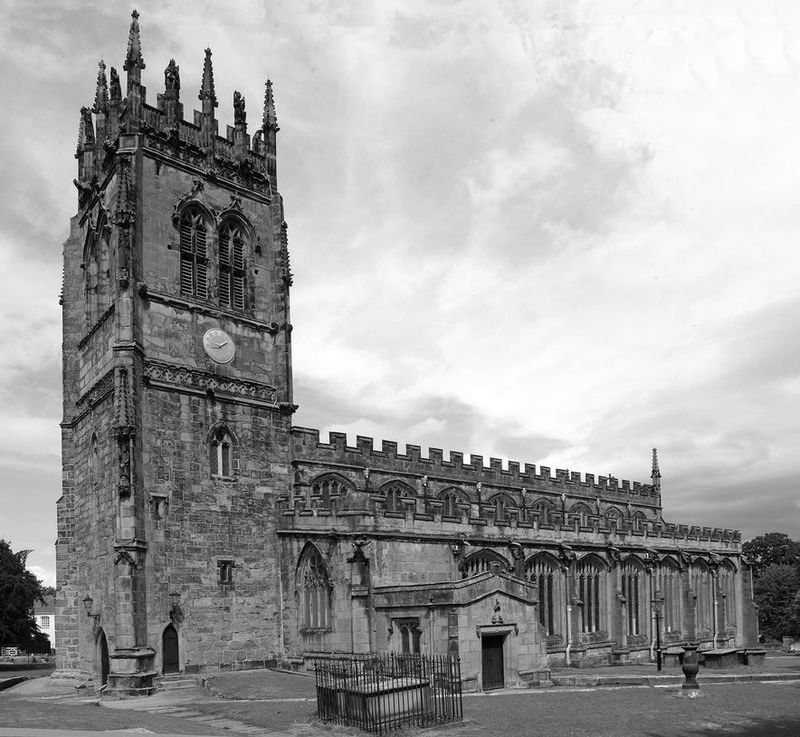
[[98, 631, 109, 685], [481, 635, 504, 690], [162, 624, 179, 674]]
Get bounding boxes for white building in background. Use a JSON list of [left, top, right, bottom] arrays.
[[34, 595, 55, 652]]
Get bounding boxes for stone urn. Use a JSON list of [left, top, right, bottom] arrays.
[[681, 644, 700, 690]]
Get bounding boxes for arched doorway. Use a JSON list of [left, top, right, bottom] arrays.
[[95, 629, 110, 686], [162, 624, 179, 674]]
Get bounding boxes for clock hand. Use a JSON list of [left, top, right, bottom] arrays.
[[216, 340, 229, 348]]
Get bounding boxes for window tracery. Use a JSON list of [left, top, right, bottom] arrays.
[[310, 474, 351, 508], [621, 558, 644, 637], [530, 498, 555, 525], [461, 549, 509, 578], [297, 544, 332, 631], [526, 553, 562, 637], [381, 481, 414, 513], [179, 209, 208, 300], [575, 556, 605, 635], [218, 220, 246, 309], [209, 426, 234, 478], [439, 488, 467, 518]]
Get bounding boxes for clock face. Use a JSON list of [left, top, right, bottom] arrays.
[[202, 328, 236, 364]]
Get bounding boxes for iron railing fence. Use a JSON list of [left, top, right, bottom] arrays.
[[314, 652, 462, 733]]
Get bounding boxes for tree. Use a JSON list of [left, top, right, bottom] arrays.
[[752, 564, 800, 641], [0, 539, 46, 651], [742, 532, 800, 578]]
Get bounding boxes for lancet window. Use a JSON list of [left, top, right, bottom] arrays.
[[491, 494, 515, 523], [209, 427, 234, 478], [461, 549, 509, 578], [218, 221, 246, 310], [297, 545, 332, 631], [526, 553, 562, 637], [179, 210, 208, 299]]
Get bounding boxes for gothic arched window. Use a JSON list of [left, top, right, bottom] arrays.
[[689, 560, 714, 635], [491, 494, 515, 523], [439, 487, 467, 518], [621, 557, 645, 637], [297, 544, 332, 631], [218, 221, 246, 310], [310, 474, 351, 508], [381, 481, 414, 513], [461, 549, 509, 578], [531, 498, 555, 525], [576, 555, 606, 635], [209, 427, 235, 478], [179, 209, 208, 300], [526, 553, 562, 637], [654, 558, 681, 635], [568, 503, 592, 527], [718, 560, 737, 629], [690, 561, 714, 635], [83, 222, 111, 326]]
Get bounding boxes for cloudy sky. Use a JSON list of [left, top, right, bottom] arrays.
[[2, 0, 799, 586]]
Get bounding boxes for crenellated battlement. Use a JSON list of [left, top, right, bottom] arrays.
[[292, 427, 661, 501], [74, 11, 278, 205]]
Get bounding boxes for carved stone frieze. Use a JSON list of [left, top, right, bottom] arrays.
[[76, 369, 115, 410], [143, 360, 277, 404]]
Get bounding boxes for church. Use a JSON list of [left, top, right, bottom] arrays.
[[56, 12, 757, 695]]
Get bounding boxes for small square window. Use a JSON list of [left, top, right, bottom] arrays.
[[218, 560, 235, 585]]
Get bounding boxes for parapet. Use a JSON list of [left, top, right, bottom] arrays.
[[291, 427, 661, 502]]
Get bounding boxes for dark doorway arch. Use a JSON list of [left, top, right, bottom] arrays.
[[162, 624, 180, 674], [96, 629, 110, 686]]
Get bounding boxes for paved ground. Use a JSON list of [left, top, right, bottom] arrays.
[[0, 657, 798, 736]]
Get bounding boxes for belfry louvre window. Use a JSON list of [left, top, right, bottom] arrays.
[[298, 545, 331, 630], [210, 429, 234, 477], [219, 223, 245, 309], [179, 212, 208, 299]]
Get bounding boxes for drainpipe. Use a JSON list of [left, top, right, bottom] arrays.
[[649, 574, 656, 661], [713, 572, 720, 647], [565, 604, 572, 667]]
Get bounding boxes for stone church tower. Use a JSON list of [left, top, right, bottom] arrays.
[[57, 12, 293, 694]]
